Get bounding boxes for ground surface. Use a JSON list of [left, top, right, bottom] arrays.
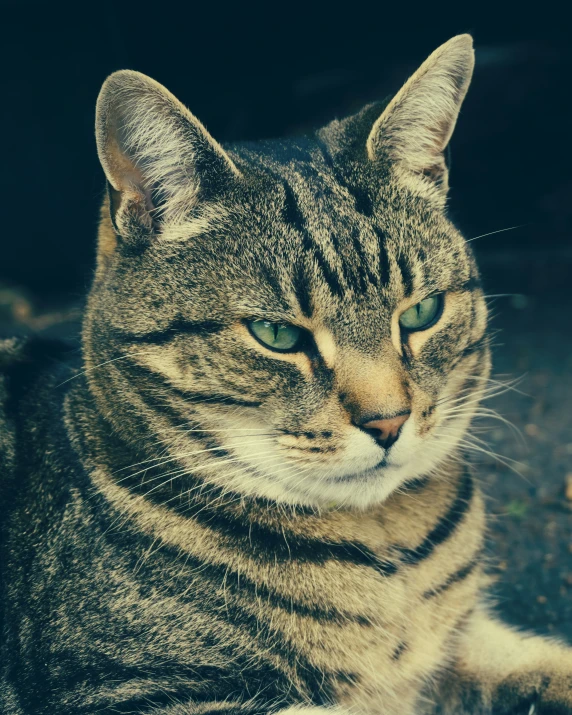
[[1, 248, 571, 642], [475, 249, 572, 641]]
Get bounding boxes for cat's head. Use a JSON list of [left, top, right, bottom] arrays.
[[85, 34, 489, 509]]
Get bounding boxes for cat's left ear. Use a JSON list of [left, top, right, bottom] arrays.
[[367, 34, 474, 197], [96, 70, 240, 246]]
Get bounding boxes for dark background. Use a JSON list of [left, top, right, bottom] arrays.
[[1, 5, 571, 638], [1, 4, 571, 299]]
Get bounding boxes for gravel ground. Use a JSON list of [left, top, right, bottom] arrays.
[[1, 248, 571, 642], [475, 249, 572, 642]]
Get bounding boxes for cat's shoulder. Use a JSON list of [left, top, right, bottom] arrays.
[[0, 334, 67, 384], [0, 335, 74, 427], [0, 335, 28, 366], [0, 335, 29, 414], [0, 335, 74, 486], [0, 336, 27, 481]]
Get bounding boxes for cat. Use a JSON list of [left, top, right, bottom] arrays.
[[1, 33, 571, 715]]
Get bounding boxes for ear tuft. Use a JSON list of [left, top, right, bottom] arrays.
[[367, 34, 474, 195], [95, 70, 239, 246]]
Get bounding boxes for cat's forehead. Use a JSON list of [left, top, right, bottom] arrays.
[[150, 138, 472, 342], [223, 140, 469, 296], [230, 138, 459, 249]]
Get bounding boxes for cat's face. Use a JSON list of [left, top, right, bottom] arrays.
[[85, 34, 489, 508]]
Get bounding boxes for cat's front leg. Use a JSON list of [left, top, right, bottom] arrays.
[[431, 607, 572, 714]]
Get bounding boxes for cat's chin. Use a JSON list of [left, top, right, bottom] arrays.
[[244, 434, 460, 509], [291, 474, 413, 510], [240, 460, 423, 510], [267, 443, 440, 509], [204, 413, 466, 509]]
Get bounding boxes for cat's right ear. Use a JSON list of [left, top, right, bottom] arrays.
[[366, 34, 474, 200], [95, 70, 239, 249]]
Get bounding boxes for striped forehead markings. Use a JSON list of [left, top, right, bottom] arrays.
[[396, 254, 415, 297], [350, 226, 380, 293], [315, 136, 391, 289], [374, 226, 391, 286], [315, 135, 376, 220], [281, 174, 396, 306], [291, 261, 314, 318], [247, 145, 470, 310], [261, 152, 424, 308], [281, 179, 347, 301]]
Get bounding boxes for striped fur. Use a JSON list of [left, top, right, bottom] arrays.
[[1, 34, 571, 715]]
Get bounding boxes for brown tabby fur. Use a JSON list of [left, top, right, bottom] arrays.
[[1, 34, 571, 715]]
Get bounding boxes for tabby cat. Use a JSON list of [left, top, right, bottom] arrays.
[[1, 34, 571, 715]]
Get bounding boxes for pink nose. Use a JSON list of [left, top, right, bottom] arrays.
[[360, 413, 410, 450]]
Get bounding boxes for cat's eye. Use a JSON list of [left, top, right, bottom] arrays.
[[247, 320, 305, 352], [399, 294, 443, 331]]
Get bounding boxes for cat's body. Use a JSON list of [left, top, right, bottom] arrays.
[[0, 346, 482, 713], [1, 35, 572, 714]]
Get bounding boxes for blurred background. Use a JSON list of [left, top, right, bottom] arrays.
[[1, 5, 571, 636]]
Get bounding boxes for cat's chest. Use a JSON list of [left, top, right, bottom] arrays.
[[258, 490, 485, 709], [87, 466, 485, 711], [278, 555, 480, 712]]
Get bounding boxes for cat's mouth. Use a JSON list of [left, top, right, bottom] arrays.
[[322, 451, 409, 483], [374, 456, 389, 470], [204, 409, 447, 506], [323, 462, 386, 483]]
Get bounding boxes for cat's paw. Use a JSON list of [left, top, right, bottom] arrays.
[[528, 704, 572, 715], [531, 694, 572, 714], [493, 674, 572, 715]]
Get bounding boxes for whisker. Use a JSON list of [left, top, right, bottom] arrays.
[[464, 373, 529, 397], [112, 437, 275, 478], [55, 350, 151, 388], [465, 224, 524, 243], [139, 451, 281, 502], [434, 430, 527, 478]]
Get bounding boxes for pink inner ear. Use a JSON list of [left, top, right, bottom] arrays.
[[109, 185, 155, 241], [105, 121, 158, 233], [106, 122, 154, 206]]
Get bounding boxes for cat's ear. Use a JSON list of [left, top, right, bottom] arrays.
[[95, 70, 239, 246], [366, 34, 474, 196]]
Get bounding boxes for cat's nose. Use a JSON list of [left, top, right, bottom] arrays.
[[357, 412, 410, 450]]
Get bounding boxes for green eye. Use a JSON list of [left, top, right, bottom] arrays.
[[399, 295, 443, 331], [247, 320, 304, 352]]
